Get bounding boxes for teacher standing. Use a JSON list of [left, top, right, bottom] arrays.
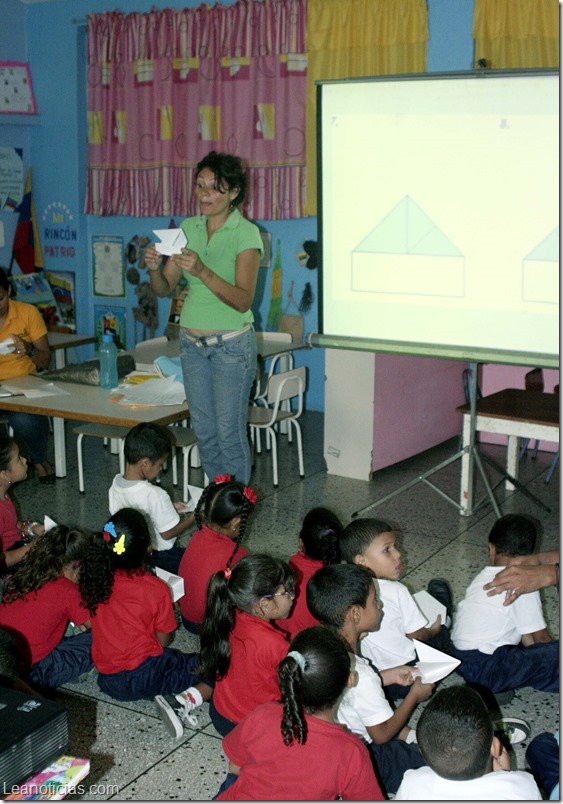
[[146, 152, 263, 485]]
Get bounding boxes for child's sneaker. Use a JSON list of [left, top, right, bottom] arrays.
[[494, 717, 531, 745], [154, 694, 198, 738]]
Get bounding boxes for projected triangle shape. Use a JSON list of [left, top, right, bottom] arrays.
[[354, 196, 462, 257], [525, 227, 559, 261]]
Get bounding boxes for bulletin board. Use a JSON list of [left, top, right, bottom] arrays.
[[0, 63, 37, 115]]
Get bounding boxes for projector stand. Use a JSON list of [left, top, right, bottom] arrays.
[[352, 362, 551, 519]]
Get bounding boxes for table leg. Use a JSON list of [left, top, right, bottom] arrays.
[[506, 435, 519, 490], [54, 349, 66, 370], [460, 413, 472, 515], [53, 416, 67, 477]]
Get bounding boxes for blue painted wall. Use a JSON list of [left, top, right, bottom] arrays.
[[0, 0, 475, 411]]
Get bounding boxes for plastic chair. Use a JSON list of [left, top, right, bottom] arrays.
[[253, 332, 294, 452], [73, 423, 129, 493], [168, 424, 200, 501], [519, 368, 544, 460], [544, 384, 559, 484], [247, 366, 306, 487]]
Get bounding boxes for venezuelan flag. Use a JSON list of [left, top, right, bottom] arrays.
[[11, 168, 44, 274]]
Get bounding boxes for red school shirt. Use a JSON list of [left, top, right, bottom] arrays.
[[0, 576, 90, 668], [0, 495, 22, 551], [216, 701, 384, 801], [90, 570, 177, 675], [178, 525, 248, 625], [213, 611, 289, 724], [276, 551, 322, 640]]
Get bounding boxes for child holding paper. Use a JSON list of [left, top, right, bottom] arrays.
[[340, 517, 453, 699], [307, 563, 434, 797]]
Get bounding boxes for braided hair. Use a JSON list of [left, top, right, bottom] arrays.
[[299, 506, 343, 566], [194, 475, 257, 569], [278, 626, 351, 746]]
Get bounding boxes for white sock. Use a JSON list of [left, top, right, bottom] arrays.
[[177, 686, 203, 708]]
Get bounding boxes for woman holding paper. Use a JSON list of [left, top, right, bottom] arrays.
[[146, 152, 262, 484], [0, 267, 54, 484]]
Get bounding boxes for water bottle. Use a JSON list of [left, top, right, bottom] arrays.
[[99, 333, 118, 389]]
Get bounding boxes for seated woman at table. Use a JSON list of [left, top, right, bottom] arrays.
[[0, 268, 54, 484], [145, 151, 263, 485]]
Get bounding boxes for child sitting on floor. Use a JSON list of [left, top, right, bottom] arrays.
[[177, 475, 255, 634], [0, 436, 45, 572], [79, 507, 212, 736], [307, 563, 433, 797], [451, 513, 558, 696], [277, 506, 343, 640], [199, 553, 295, 737], [395, 686, 541, 800], [0, 524, 93, 690], [214, 626, 384, 801], [340, 517, 453, 698], [108, 422, 193, 574]]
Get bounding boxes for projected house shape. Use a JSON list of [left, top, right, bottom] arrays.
[[522, 227, 559, 304], [351, 196, 465, 297]]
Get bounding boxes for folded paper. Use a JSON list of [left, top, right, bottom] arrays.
[[413, 589, 447, 625], [153, 228, 187, 256], [413, 639, 460, 684], [155, 566, 185, 602]]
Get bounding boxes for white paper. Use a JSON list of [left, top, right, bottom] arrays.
[[413, 639, 461, 684], [116, 375, 186, 406], [44, 515, 58, 532], [155, 566, 185, 602], [0, 337, 14, 355], [153, 228, 188, 256], [413, 590, 447, 625], [2, 382, 71, 399]]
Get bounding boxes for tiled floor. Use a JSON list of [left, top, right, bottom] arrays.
[[14, 412, 559, 800]]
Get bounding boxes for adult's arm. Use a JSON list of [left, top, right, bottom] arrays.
[[483, 551, 560, 605], [11, 330, 51, 370], [145, 244, 183, 298]]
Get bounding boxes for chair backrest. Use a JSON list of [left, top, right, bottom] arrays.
[[524, 367, 544, 393], [267, 366, 306, 410], [255, 331, 293, 346]]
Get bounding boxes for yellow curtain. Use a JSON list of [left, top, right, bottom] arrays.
[[305, 0, 428, 215], [473, 0, 559, 69]]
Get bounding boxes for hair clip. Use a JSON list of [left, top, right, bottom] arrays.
[[214, 474, 233, 485], [113, 534, 126, 555], [242, 486, 257, 505], [287, 650, 306, 671], [102, 521, 118, 543], [223, 567, 232, 580]]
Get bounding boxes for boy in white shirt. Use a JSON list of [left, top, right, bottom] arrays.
[[340, 518, 453, 698], [395, 685, 542, 800], [307, 563, 434, 797], [451, 513, 558, 695], [108, 422, 193, 574]]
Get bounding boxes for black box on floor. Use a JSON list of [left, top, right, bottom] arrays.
[[0, 688, 69, 790]]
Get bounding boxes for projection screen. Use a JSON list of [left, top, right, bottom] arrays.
[[316, 70, 559, 368]]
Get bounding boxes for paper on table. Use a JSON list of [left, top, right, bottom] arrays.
[[2, 382, 71, 399], [153, 228, 188, 256], [413, 590, 447, 625], [413, 639, 460, 684], [115, 375, 186, 406]]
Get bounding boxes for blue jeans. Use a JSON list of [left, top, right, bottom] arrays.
[[526, 732, 559, 798], [369, 739, 426, 797], [450, 640, 559, 694], [1, 411, 48, 464], [179, 326, 256, 484]]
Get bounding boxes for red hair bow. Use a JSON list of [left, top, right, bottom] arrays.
[[214, 474, 232, 485], [243, 486, 257, 505]]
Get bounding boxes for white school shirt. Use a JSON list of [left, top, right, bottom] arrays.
[[360, 579, 427, 670], [108, 474, 180, 552], [336, 652, 394, 744], [395, 766, 542, 800], [451, 565, 546, 653]]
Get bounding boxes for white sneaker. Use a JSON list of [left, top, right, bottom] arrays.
[[494, 717, 531, 745], [155, 694, 184, 738], [174, 693, 199, 727]]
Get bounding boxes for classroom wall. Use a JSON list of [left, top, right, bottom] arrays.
[[0, 0, 476, 414]]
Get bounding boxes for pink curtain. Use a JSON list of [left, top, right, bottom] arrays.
[[86, 0, 307, 220]]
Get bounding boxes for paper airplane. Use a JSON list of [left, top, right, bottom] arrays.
[[153, 228, 188, 256], [44, 515, 58, 532], [413, 639, 460, 684], [413, 590, 447, 625]]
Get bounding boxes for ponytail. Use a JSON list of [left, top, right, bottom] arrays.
[[195, 475, 257, 569], [299, 507, 343, 567]]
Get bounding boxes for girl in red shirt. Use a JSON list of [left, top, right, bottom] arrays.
[[199, 553, 296, 736], [0, 524, 93, 689], [178, 474, 256, 633], [79, 508, 213, 738], [214, 625, 384, 801], [278, 506, 343, 640]]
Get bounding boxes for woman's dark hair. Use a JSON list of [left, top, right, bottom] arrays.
[[299, 506, 343, 566], [2, 525, 93, 603], [195, 477, 256, 568], [123, 422, 174, 465], [199, 553, 295, 680], [279, 626, 350, 746], [79, 508, 152, 615], [0, 268, 10, 294], [0, 437, 17, 472], [196, 151, 247, 208], [306, 563, 374, 629]]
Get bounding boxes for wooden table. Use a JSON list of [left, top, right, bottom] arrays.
[[47, 332, 97, 369], [457, 389, 559, 510], [0, 374, 188, 477]]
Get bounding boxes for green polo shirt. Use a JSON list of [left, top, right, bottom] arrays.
[[179, 209, 263, 331]]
